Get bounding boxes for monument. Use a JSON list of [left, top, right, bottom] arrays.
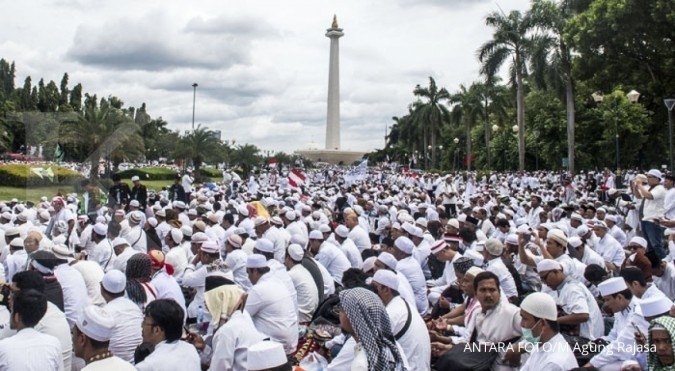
[[296, 16, 365, 165]]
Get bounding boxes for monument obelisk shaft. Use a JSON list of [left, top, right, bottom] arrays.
[[325, 15, 343, 150]]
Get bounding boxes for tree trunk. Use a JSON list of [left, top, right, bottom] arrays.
[[516, 57, 526, 171], [466, 120, 472, 171], [562, 43, 575, 176], [484, 99, 490, 170]]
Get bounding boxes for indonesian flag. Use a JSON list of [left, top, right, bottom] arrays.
[[288, 168, 306, 188], [267, 158, 278, 168]]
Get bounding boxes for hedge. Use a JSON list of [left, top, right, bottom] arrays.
[[0, 164, 85, 187], [116, 167, 178, 181]]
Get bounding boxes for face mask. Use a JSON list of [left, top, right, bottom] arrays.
[[522, 320, 541, 344]]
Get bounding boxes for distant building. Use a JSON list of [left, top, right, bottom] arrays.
[[212, 130, 222, 141]]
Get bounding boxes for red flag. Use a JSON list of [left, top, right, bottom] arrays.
[[288, 168, 306, 188]]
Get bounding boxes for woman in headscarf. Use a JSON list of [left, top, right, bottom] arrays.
[[338, 287, 406, 371], [125, 253, 156, 311], [189, 285, 263, 371], [648, 316, 675, 370]]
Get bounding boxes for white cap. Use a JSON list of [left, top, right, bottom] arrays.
[[155, 209, 166, 218], [147, 217, 158, 228], [318, 224, 331, 233], [401, 222, 415, 236], [485, 238, 504, 256], [516, 224, 531, 235], [463, 249, 484, 267], [9, 238, 24, 249], [639, 296, 674, 318], [181, 225, 193, 237], [129, 199, 140, 208], [284, 210, 297, 221], [547, 229, 568, 246], [309, 230, 324, 240], [131, 175, 140, 181], [415, 217, 427, 228], [173, 201, 186, 209], [567, 236, 583, 248], [362, 256, 377, 272], [598, 277, 628, 296], [372, 269, 399, 291], [411, 226, 424, 238], [254, 238, 274, 253], [246, 254, 268, 269], [430, 240, 446, 255], [129, 211, 143, 225], [76, 306, 116, 342], [605, 214, 617, 223], [536, 259, 562, 273], [237, 205, 249, 216], [377, 252, 398, 270], [93, 223, 107, 236], [520, 292, 558, 321], [466, 266, 484, 277], [575, 225, 590, 237], [570, 213, 584, 221], [169, 229, 183, 245], [51, 244, 74, 260], [648, 169, 663, 179], [505, 234, 519, 246], [101, 270, 126, 294], [335, 225, 349, 238], [287, 244, 304, 261], [227, 235, 242, 248], [247, 340, 288, 370], [200, 240, 220, 254], [253, 216, 268, 227], [394, 236, 414, 254], [111, 237, 128, 248], [629, 236, 648, 248], [191, 232, 209, 243]]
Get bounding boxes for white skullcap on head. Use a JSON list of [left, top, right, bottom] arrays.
[[598, 277, 628, 297], [246, 254, 268, 269], [430, 240, 446, 255], [129, 200, 140, 208], [629, 236, 648, 248], [237, 205, 249, 216], [76, 306, 116, 342], [639, 296, 674, 318], [191, 232, 208, 243], [9, 238, 24, 249], [505, 234, 519, 246], [180, 225, 192, 237], [401, 222, 415, 235], [372, 269, 399, 291], [287, 244, 304, 261], [485, 238, 504, 256], [574, 225, 590, 237], [169, 229, 183, 245], [466, 266, 484, 277], [536, 259, 562, 273], [318, 224, 331, 233], [394, 236, 414, 254], [309, 230, 324, 240], [547, 229, 568, 246], [147, 217, 158, 228], [247, 341, 288, 370], [335, 225, 349, 238], [411, 226, 424, 238], [95, 216, 106, 224], [253, 216, 268, 227], [200, 240, 220, 254], [463, 249, 484, 267], [377, 252, 398, 270], [447, 218, 460, 229], [227, 234, 242, 248], [284, 210, 297, 221], [93, 223, 107, 236], [290, 234, 308, 249], [520, 292, 558, 321], [415, 217, 427, 228], [567, 236, 583, 248], [254, 238, 274, 253], [604, 214, 617, 223], [101, 270, 126, 294], [131, 175, 140, 181], [362, 256, 377, 273]]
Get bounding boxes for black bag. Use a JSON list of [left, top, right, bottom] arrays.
[[433, 342, 498, 371]]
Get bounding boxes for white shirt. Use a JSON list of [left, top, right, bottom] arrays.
[[551, 277, 604, 340], [224, 250, 251, 290], [654, 262, 675, 299], [664, 187, 675, 219], [105, 296, 143, 363], [642, 184, 665, 221], [182, 174, 193, 194], [123, 225, 147, 253], [245, 273, 299, 353], [520, 333, 578, 371], [396, 256, 429, 315], [485, 258, 518, 299], [473, 300, 522, 368], [135, 340, 200, 371], [0, 328, 64, 371], [386, 296, 431, 371], [262, 227, 287, 263], [81, 356, 136, 371], [595, 233, 625, 267], [111, 247, 142, 273], [181, 264, 208, 319], [288, 264, 319, 324], [151, 270, 187, 317], [165, 246, 188, 280], [348, 225, 371, 252], [91, 238, 115, 271], [5, 249, 27, 282], [340, 238, 363, 268], [208, 311, 263, 371], [35, 302, 72, 371], [315, 242, 352, 283], [71, 260, 106, 306], [53, 263, 89, 327]]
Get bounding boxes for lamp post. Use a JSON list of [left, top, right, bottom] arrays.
[[491, 124, 499, 170], [453, 138, 460, 171], [438, 145, 443, 171], [191, 83, 198, 130], [512, 125, 519, 171], [592, 90, 640, 171], [665, 98, 675, 171]]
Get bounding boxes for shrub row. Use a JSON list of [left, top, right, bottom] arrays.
[[0, 164, 85, 187]]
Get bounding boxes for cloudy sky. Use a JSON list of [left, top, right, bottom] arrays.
[[2, 0, 530, 154]]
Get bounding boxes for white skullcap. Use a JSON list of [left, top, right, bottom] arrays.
[[411, 226, 424, 238], [290, 234, 308, 249], [181, 225, 193, 237], [191, 232, 209, 243], [575, 225, 590, 237], [520, 292, 558, 321], [76, 306, 116, 342], [270, 216, 283, 226], [567, 236, 583, 248], [377, 252, 398, 270], [51, 244, 74, 260], [598, 277, 628, 297], [287, 244, 304, 261], [254, 238, 274, 253], [547, 229, 568, 246], [200, 240, 220, 254], [101, 270, 126, 294], [318, 224, 331, 233], [131, 175, 140, 181], [372, 269, 399, 291], [362, 256, 377, 273], [485, 238, 504, 256], [95, 216, 106, 224], [604, 214, 617, 223], [309, 230, 323, 240], [155, 209, 166, 218], [505, 234, 519, 246], [227, 235, 242, 248], [4, 227, 20, 237], [514, 217, 527, 227], [394, 236, 414, 254], [536, 259, 562, 273], [463, 249, 485, 267], [391, 222, 402, 230], [629, 236, 648, 248], [193, 220, 206, 232], [39, 210, 50, 220], [246, 254, 268, 269], [147, 217, 158, 228], [516, 224, 531, 235], [169, 229, 183, 245], [247, 341, 288, 370], [466, 266, 484, 277], [639, 296, 674, 318], [335, 225, 349, 238], [253, 216, 268, 227], [401, 222, 415, 236], [284, 210, 297, 221], [415, 217, 428, 228], [592, 221, 608, 230], [173, 201, 186, 209], [9, 238, 24, 249], [128, 211, 143, 225], [129, 199, 140, 208], [93, 222, 107, 236], [430, 240, 446, 254], [237, 205, 249, 216]]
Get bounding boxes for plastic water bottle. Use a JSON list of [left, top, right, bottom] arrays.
[[196, 305, 204, 326]]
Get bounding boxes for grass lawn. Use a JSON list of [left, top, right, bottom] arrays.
[[0, 179, 174, 204]]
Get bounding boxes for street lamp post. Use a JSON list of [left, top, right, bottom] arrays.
[[191, 83, 198, 130], [438, 145, 443, 171], [665, 99, 675, 171], [453, 137, 460, 171], [491, 124, 498, 170]]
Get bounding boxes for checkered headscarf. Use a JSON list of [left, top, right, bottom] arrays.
[[339, 288, 404, 371]]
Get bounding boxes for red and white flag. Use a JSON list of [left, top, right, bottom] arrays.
[[288, 168, 306, 188]]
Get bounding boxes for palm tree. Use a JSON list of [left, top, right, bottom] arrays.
[[59, 98, 144, 179], [450, 83, 483, 171], [410, 77, 452, 169], [229, 144, 261, 178], [174, 125, 224, 173], [478, 9, 534, 171]]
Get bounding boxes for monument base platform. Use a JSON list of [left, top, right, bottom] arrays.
[[295, 149, 365, 165]]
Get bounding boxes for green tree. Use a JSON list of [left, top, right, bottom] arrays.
[[230, 144, 261, 178], [174, 125, 224, 173], [450, 83, 482, 171], [478, 9, 534, 171], [411, 77, 451, 169]]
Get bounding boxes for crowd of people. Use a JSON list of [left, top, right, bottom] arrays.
[[0, 164, 674, 370]]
